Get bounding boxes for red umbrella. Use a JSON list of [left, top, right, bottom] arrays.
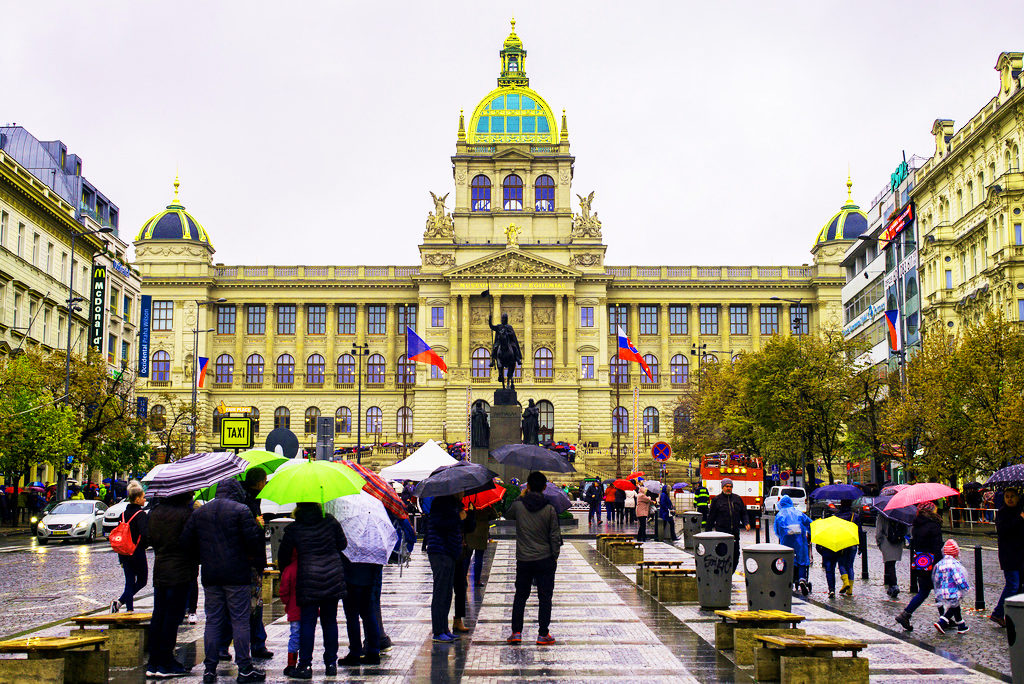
[[884, 482, 959, 511], [464, 482, 506, 509], [339, 460, 407, 519], [627, 471, 645, 480], [613, 479, 636, 491]]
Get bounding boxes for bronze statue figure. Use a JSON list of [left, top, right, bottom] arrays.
[[471, 403, 490, 449], [488, 312, 522, 390], [521, 399, 540, 445]]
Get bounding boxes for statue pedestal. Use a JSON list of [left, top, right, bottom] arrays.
[[494, 388, 518, 405], [488, 391, 527, 485]]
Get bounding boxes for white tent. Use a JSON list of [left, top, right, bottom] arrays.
[[379, 439, 457, 481]]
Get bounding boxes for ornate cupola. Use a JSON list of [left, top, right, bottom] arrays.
[[498, 18, 528, 87]]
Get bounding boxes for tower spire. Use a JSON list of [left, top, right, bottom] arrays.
[[498, 18, 528, 87]]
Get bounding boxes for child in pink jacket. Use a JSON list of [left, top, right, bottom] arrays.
[[280, 549, 301, 676]]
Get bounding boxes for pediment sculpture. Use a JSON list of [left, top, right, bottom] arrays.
[[472, 254, 561, 275], [571, 191, 602, 238], [424, 191, 455, 238]]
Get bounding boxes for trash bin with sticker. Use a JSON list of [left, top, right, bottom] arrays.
[[693, 531, 736, 609], [1005, 594, 1024, 684], [741, 543, 795, 612], [681, 512, 703, 551], [267, 517, 294, 566]]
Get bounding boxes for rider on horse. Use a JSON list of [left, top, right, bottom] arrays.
[[489, 313, 522, 388]]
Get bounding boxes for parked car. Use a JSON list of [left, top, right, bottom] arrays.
[[853, 496, 877, 525], [763, 486, 807, 513], [36, 500, 106, 544], [103, 497, 153, 536], [809, 498, 840, 519]]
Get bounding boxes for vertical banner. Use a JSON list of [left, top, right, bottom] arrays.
[[632, 385, 640, 473], [138, 294, 152, 377], [88, 264, 107, 353], [196, 357, 209, 388], [137, 396, 148, 422], [465, 386, 472, 462]]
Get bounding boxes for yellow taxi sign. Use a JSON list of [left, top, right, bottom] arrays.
[[220, 416, 254, 449]]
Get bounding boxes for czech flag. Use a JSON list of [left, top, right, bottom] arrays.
[[884, 310, 901, 352], [407, 326, 447, 373], [616, 327, 654, 382], [196, 357, 209, 388]]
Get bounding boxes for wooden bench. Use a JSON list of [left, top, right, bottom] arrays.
[[69, 613, 151, 668], [753, 635, 868, 683], [649, 568, 697, 602], [262, 569, 281, 603], [636, 560, 686, 588], [0, 635, 108, 684], [713, 610, 804, 651], [596, 534, 634, 556], [605, 540, 643, 564]]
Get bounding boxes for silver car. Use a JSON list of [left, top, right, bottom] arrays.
[[36, 500, 107, 544]]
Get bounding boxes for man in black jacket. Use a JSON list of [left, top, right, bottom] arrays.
[[239, 469, 273, 661], [145, 492, 198, 678], [991, 487, 1024, 627], [180, 478, 266, 683], [705, 479, 750, 571]]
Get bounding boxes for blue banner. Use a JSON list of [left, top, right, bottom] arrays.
[[138, 295, 152, 377], [137, 396, 148, 421]]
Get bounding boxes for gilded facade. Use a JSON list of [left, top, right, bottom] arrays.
[[134, 24, 851, 455]]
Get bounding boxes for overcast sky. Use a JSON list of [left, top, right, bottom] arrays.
[[4, 1, 1022, 267]]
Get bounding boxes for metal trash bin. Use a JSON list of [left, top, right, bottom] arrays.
[[693, 531, 736, 609], [268, 517, 294, 566], [1005, 594, 1024, 684], [742, 543, 795, 612], [681, 512, 703, 551]]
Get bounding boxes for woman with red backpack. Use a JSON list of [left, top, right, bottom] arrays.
[[110, 480, 148, 613]]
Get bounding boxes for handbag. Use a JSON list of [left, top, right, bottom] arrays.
[[911, 551, 936, 572]]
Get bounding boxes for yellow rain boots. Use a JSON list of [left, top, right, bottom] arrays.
[[840, 574, 853, 595]]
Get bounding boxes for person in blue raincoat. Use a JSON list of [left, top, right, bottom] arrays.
[[773, 495, 812, 596]]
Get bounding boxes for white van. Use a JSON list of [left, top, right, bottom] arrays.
[[763, 486, 807, 513]]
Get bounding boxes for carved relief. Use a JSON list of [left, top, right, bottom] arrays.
[[423, 253, 455, 267], [559, 170, 570, 185], [470, 306, 489, 325], [455, 169, 467, 184], [473, 255, 549, 274], [449, 369, 469, 382], [570, 253, 601, 267], [533, 308, 554, 325], [424, 191, 455, 238], [571, 190, 603, 239], [556, 368, 576, 382]]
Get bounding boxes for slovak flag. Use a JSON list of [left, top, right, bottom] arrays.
[[406, 326, 447, 373], [196, 357, 210, 388], [616, 326, 654, 382], [884, 310, 901, 353]]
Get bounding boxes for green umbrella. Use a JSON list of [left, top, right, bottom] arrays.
[[257, 460, 366, 505], [195, 450, 291, 501]]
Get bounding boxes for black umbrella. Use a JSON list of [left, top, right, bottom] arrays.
[[414, 462, 498, 498], [602, 478, 616, 485], [985, 464, 1024, 488], [490, 444, 576, 473], [873, 494, 916, 525], [964, 481, 983, 490]]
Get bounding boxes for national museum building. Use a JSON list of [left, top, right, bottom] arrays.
[[134, 24, 854, 453]]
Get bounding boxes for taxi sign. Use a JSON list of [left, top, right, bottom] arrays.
[[220, 416, 254, 449], [652, 441, 671, 461]]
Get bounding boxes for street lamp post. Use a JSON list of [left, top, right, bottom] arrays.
[[352, 343, 370, 463], [190, 298, 226, 454]]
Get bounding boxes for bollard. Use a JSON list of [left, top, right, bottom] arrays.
[[764, 516, 771, 543], [755, 524, 761, 544], [859, 529, 869, 580], [974, 545, 986, 611]]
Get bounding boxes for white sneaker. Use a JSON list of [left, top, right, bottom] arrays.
[[187, 613, 197, 625]]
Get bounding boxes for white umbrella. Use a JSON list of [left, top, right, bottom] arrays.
[[326, 492, 397, 566], [644, 480, 664, 495]]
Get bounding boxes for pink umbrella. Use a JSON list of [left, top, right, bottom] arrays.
[[883, 482, 959, 511]]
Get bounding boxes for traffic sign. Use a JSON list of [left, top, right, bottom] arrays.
[[652, 441, 671, 461], [220, 416, 254, 449]]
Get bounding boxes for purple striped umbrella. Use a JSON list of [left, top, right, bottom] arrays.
[[144, 452, 247, 498]]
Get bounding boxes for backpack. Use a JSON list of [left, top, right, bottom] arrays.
[[109, 511, 141, 556], [885, 519, 907, 546]]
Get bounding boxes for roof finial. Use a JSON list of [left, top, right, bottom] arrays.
[[560, 109, 569, 142], [172, 172, 181, 205], [458, 109, 466, 142], [846, 168, 853, 204], [510, 17, 515, 32]]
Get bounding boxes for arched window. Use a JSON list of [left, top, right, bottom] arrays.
[[367, 354, 385, 384], [537, 400, 554, 441], [304, 406, 320, 434], [731, 354, 743, 366], [245, 354, 264, 384], [906, 276, 918, 298], [397, 354, 415, 386], [612, 406, 628, 434], [471, 347, 490, 378], [276, 354, 295, 383], [213, 405, 225, 434], [701, 353, 718, 365], [366, 407, 382, 434], [534, 174, 555, 211], [306, 354, 325, 385], [150, 404, 166, 431], [335, 407, 351, 433], [673, 406, 690, 433], [152, 351, 170, 382], [472, 400, 491, 425], [250, 407, 260, 434], [397, 407, 412, 437], [274, 406, 290, 430], [610, 354, 628, 385], [642, 354, 659, 383], [670, 354, 689, 384], [503, 174, 523, 211], [643, 407, 660, 434], [214, 354, 233, 384], [471, 175, 491, 212], [337, 354, 355, 383], [534, 347, 553, 378]]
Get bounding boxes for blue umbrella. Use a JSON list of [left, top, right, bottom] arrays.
[[542, 483, 571, 513], [985, 464, 1024, 488], [873, 494, 916, 525], [810, 484, 862, 500]]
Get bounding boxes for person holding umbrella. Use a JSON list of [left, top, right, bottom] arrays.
[[875, 509, 908, 599], [991, 486, 1024, 627], [426, 493, 470, 643], [584, 481, 602, 525], [895, 501, 944, 632], [636, 487, 654, 542]]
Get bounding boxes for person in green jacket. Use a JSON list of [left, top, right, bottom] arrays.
[[694, 483, 711, 528]]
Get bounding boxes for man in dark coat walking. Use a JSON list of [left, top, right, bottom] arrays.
[[180, 478, 266, 683], [705, 478, 750, 571], [239, 469, 273, 660]]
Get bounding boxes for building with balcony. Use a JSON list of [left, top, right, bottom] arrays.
[[913, 52, 1024, 332], [133, 22, 853, 459]]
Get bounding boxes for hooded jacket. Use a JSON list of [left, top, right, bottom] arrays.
[[772, 495, 811, 566], [148, 493, 199, 587], [179, 478, 265, 587], [278, 504, 348, 605], [996, 501, 1024, 571], [658, 489, 674, 520], [505, 491, 561, 562]]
